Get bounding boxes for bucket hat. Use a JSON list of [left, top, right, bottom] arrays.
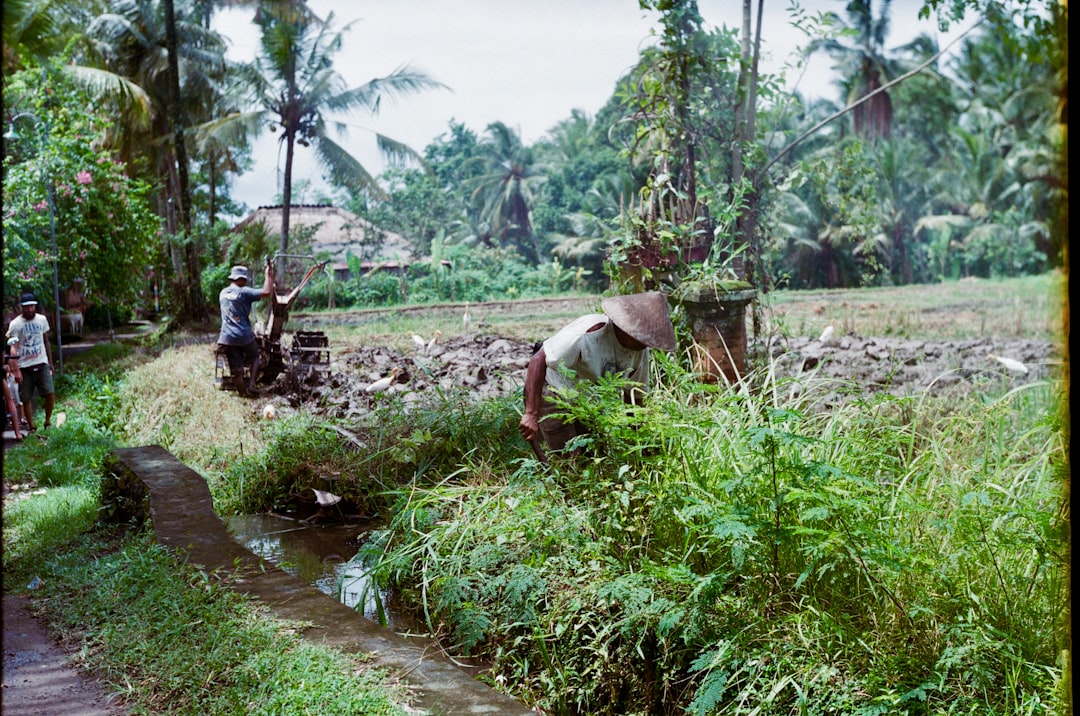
[[228, 265, 250, 281], [19, 292, 38, 306], [601, 291, 677, 352]]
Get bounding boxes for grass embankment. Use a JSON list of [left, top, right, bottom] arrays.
[[2, 272, 1070, 715], [2, 341, 416, 714]]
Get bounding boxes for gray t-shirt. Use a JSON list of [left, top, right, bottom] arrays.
[[217, 284, 264, 346]]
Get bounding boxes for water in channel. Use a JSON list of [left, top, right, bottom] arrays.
[[224, 513, 399, 627]]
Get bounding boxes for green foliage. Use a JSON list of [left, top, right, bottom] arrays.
[[297, 243, 593, 310], [37, 535, 412, 715], [361, 352, 1066, 714], [2, 66, 161, 311], [764, 140, 886, 289]]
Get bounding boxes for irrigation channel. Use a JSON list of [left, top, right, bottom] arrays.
[[223, 513, 491, 667], [225, 515, 385, 618]]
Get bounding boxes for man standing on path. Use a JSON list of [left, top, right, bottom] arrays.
[[217, 262, 274, 397], [5, 292, 56, 432], [518, 291, 677, 462]]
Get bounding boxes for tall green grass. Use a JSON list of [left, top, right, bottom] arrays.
[[355, 351, 1068, 714]]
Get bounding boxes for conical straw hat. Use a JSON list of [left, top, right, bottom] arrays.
[[601, 291, 677, 352]]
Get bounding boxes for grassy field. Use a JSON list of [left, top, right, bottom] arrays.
[[298, 271, 1066, 351], [763, 272, 1065, 342], [2, 271, 1070, 715]]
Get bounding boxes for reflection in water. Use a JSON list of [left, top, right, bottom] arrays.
[[225, 514, 391, 625]]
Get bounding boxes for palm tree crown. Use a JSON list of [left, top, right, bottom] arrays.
[[227, 6, 446, 259]]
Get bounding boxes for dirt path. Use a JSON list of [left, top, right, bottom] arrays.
[[1, 594, 128, 715]]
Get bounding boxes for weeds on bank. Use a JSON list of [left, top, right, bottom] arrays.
[[2, 343, 418, 716], [354, 352, 1068, 715], [37, 532, 413, 715]]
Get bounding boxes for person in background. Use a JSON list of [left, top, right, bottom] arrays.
[[217, 262, 275, 397], [60, 276, 89, 337], [5, 293, 55, 432], [518, 291, 677, 463], [4, 338, 24, 442]]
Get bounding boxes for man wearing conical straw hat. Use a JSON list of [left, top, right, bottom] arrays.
[[519, 291, 676, 462]]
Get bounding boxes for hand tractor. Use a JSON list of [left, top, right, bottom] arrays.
[[216, 255, 331, 395]]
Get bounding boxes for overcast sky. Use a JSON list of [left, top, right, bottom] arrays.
[[211, 0, 979, 217]]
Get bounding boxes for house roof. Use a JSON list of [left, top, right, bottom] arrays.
[[233, 204, 412, 266]]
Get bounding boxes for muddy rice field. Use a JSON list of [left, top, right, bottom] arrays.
[[271, 287, 1063, 420]]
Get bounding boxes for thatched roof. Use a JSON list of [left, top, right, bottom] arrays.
[[233, 204, 412, 267]]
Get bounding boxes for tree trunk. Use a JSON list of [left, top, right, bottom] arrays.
[[163, 0, 205, 322], [280, 131, 295, 275], [894, 219, 911, 284], [730, 0, 753, 281], [208, 156, 217, 227]]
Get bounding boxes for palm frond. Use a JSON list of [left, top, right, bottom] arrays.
[[313, 133, 384, 199], [191, 110, 265, 152], [329, 65, 449, 115], [913, 214, 971, 236], [374, 133, 425, 167], [62, 65, 153, 129]]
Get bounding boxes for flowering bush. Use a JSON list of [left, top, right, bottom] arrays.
[[3, 69, 161, 316]]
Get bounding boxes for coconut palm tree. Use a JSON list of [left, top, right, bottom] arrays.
[[86, 0, 228, 320], [867, 135, 936, 284], [216, 6, 445, 262], [467, 121, 547, 264], [811, 0, 898, 140]]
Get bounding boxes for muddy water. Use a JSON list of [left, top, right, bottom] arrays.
[[225, 514, 406, 628], [225, 514, 492, 672]]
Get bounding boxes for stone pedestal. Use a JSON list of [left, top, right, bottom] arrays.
[[677, 283, 756, 383]]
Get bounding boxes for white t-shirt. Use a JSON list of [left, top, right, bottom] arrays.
[[6, 314, 51, 369], [542, 314, 649, 393]]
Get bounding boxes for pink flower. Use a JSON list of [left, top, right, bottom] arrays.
[[34, 201, 48, 212], [76, 171, 92, 185]]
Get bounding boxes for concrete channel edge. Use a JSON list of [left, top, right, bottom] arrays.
[[105, 445, 535, 716]]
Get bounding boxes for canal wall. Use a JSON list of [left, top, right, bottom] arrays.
[[104, 445, 534, 716]]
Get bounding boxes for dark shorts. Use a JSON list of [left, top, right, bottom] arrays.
[[19, 363, 53, 404], [537, 387, 584, 452], [219, 341, 259, 375]]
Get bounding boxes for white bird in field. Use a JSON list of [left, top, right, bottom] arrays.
[[988, 353, 1029, 374], [312, 488, 342, 507], [462, 302, 472, 332], [262, 403, 277, 420], [426, 330, 442, 354], [364, 367, 400, 393], [410, 332, 426, 351], [818, 324, 837, 345]]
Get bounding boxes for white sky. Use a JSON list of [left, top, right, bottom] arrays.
[[211, 0, 979, 217]]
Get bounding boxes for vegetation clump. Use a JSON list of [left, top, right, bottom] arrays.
[[355, 351, 1067, 714]]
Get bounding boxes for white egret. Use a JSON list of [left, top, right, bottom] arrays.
[[462, 302, 472, 332], [988, 353, 1028, 374], [426, 330, 442, 354], [365, 367, 400, 393], [818, 325, 837, 345], [410, 332, 426, 350]]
